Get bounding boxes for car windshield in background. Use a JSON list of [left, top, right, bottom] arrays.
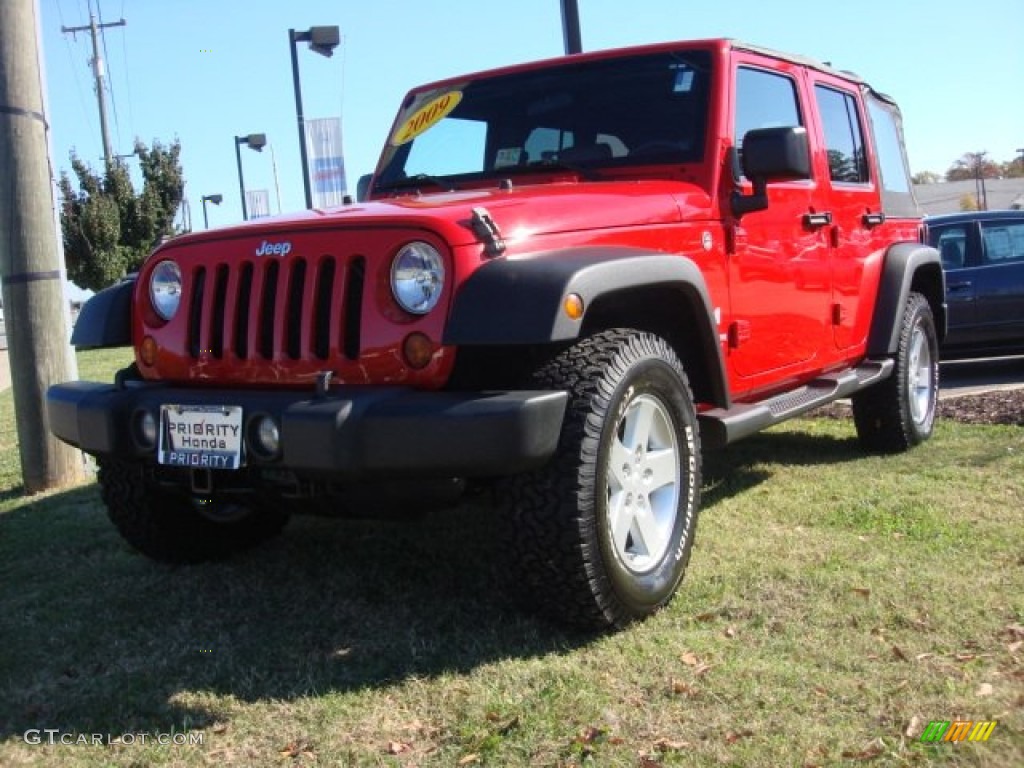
[[374, 49, 712, 191]]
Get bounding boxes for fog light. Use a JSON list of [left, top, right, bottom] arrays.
[[253, 415, 281, 458], [133, 410, 157, 449], [402, 333, 434, 370], [140, 336, 158, 367]]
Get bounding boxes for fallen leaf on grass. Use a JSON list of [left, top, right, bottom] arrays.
[[955, 653, 976, 662], [850, 587, 871, 599], [671, 678, 697, 696], [915, 652, 934, 661], [694, 663, 715, 677], [812, 686, 829, 697], [976, 682, 994, 697], [680, 651, 700, 666], [1005, 623, 1024, 640], [1008, 641, 1023, 654], [724, 729, 753, 744], [695, 611, 717, 622], [654, 737, 692, 751], [724, 626, 737, 639], [212, 723, 228, 734], [279, 741, 316, 759], [638, 757, 664, 768], [892, 645, 909, 662], [840, 739, 884, 760], [457, 754, 480, 766], [386, 741, 412, 755], [904, 716, 923, 739]]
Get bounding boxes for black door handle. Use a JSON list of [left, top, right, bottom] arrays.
[[803, 212, 832, 229]]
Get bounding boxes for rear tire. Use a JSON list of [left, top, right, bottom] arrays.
[[852, 292, 939, 452], [98, 458, 289, 563], [506, 330, 701, 630]]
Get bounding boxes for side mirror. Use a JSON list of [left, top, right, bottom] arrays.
[[356, 173, 373, 202], [731, 126, 811, 217]]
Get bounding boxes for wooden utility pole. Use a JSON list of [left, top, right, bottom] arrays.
[[61, 13, 125, 169], [0, 0, 84, 492]]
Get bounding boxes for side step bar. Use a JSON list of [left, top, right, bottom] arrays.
[[698, 358, 894, 449]]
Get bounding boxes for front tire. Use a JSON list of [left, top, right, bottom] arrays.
[[853, 292, 939, 452], [507, 330, 701, 630], [98, 458, 289, 563]]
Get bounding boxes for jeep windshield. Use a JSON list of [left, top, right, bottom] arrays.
[[373, 49, 711, 193]]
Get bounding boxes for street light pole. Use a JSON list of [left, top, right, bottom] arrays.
[[289, 26, 340, 210], [234, 134, 266, 221], [201, 194, 222, 229], [560, 0, 582, 55], [234, 137, 248, 221]]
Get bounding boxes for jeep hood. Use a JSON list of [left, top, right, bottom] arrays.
[[166, 180, 713, 252]]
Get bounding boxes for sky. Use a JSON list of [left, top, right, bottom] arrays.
[[37, 0, 1024, 231]]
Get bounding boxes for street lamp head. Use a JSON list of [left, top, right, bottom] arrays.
[[237, 133, 267, 152], [203, 194, 223, 205], [307, 25, 340, 57]]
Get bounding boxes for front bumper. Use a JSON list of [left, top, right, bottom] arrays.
[[47, 380, 568, 478]]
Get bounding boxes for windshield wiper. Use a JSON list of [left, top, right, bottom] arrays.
[[503, 158, 603, 181], [377, 174, 456, 194]]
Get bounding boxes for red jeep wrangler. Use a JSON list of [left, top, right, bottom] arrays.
[[49, 39, 944, 629]]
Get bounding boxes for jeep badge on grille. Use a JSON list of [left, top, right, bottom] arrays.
[[255, 240, 292, 257]]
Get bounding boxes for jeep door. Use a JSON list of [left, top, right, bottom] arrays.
[[726, 57, 832, 386], [807, 76, 888, 354]]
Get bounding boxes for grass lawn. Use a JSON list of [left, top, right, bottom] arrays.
[[0, 348, 1021, 766]]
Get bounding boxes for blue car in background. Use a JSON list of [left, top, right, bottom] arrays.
[[927, 210, 1024, 359]]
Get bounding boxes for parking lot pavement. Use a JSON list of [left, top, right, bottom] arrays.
[[940, 355, 1024, 399]]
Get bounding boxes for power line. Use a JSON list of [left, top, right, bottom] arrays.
[[60, 8, 126, 169], [118, 0, 134, 142], [55, 0, 100, 151]]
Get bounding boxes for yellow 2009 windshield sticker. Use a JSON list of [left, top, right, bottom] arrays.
[[390, 91, 463, 146]]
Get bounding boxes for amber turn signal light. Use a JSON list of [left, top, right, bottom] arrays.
[[402, 333, 434, 370], [563, 293, 584, 320], [140, 336, 158, 367]]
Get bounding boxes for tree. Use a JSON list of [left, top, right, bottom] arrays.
[[959, 193, 980, 211], [945, 152, 999, 182], [912, 170, 942, 185], [1001, 157, 1024, 179], [59, 138, 184, 291]]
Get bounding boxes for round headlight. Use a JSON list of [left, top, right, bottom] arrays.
[[149, 260, 182, 321], [391, 242, 445, 315]]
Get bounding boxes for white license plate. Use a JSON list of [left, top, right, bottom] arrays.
[[157, 405, 244, 470]]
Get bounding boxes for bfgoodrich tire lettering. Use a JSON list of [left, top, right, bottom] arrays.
[[506, 329, 701, 630], [853, 292, 939, 452], [98, 458, 289, 563]]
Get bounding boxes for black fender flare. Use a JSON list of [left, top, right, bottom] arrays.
[[866, 242, 946, 357], [443, 246, 729, 406], [70, 276, 135, 349]]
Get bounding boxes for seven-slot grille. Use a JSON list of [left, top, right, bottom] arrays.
[[185, 255, 365, 362]]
